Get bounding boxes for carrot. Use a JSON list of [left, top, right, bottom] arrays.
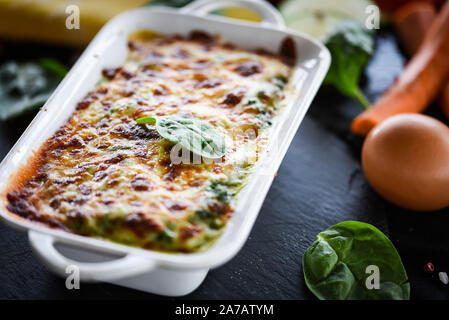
[[393, 1, 449, 122], [392, 2, 436, 56], [351, 0, 449, 136]]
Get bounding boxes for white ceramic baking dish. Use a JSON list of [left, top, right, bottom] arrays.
[[0, 0, 330, 296]]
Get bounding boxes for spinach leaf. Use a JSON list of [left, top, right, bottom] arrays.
[[0, 59, 67, 120], [189, 209, 223, 229], [137, 115, 226, 159], [303, 221, 410, 300], [271, 74, 288, 89], [209, 180, 236, 204], [323, 20, 374, 109], [37, 58, 69, 79]]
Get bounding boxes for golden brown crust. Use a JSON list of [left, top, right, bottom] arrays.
[[5, 31, 293, 252]]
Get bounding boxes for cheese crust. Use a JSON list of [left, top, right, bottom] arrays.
[[6, 31, 293, 252]]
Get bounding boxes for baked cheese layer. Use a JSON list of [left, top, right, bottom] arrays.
[[6, 31, 293, 252]]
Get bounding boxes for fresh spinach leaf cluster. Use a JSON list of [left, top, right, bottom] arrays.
[[323, 20, 374, 109], [0, 59, 67, 120], [137, 115, 226, 159], [303, 221, 410, 300]]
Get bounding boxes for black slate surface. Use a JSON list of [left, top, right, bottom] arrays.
[[1, 29, 449, 300]]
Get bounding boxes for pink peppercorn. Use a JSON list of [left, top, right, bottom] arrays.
[[423, 262, 435, 274]]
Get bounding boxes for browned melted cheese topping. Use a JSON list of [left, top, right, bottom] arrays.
[[6, 31, 294, 252]]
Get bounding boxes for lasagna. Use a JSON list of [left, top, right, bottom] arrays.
[[6, 31, 295, 252]]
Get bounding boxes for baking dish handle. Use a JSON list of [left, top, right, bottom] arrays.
[[181, 0, 285, 27], [28, 231, 156, 282]]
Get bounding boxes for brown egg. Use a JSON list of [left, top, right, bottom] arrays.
[[362, 114, 449, 211]]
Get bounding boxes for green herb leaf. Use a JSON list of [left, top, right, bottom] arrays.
[[0, 60, 66, 120], [303, 221, 410, 300], [323, 20, 374, 109], [37, 58, 69, 79], [109, 146, 132, 152], [136, 116, 156, 125], [137, 115, 226, 159]]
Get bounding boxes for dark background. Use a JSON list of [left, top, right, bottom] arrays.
[[1, 25, 449, 299]]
